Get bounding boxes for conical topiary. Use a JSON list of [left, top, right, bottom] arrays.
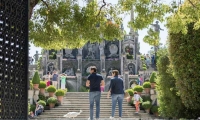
[[149, 71, 157, 83], [32, 71, 40, 89]]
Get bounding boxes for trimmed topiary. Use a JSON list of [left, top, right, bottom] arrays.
[[32, 71, 40, 84], [47, 97, 57, 104], [151, 106, 159, 113], [30, 104, 36, 112], [38, 100, 46, 107], [125, 89, 134, 96], [143, 82, 151, 88], [38, 94, 46, 101], [46, 85, 56, 93], [142, 101, 152, 110], [133, 85, 144, 92], [149, 71, 157, 83], [39, 81, 46, 88], [55, 89, 65, 96], [141, 95, 152, 102]]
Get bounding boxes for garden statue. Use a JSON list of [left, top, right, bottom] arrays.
[[85, 44, 95, 59], [64, 49, 75, 59], [33, 51, 40, 62], [99, 42, 105, 56], [151, 21, 164, 32], [108, 44, 118, 58], [64, 68, 75, 76], [108, 68, 113, 76]]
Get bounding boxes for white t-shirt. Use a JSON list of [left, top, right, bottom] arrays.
[[134, 94, 140, 101]]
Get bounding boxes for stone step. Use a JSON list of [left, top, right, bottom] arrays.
[[53, 106, 134, 108]]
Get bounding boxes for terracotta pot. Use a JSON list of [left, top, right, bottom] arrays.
[[33, 84, 39, 90], [57, 96, 63, 103], [154, 112, 159, 117], [49, 92, 55, 97], [49, 103, 55, 108], [151, 83, 156, 89], [39, 88, 45, 94], [137, 92, 142, 95], [144, 88, 150, 94], [145, 109, 150, 113]]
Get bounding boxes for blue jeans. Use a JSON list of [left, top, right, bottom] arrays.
[[35, 109, 42, 116], [111, 94, 124, 117], [89, 91, 101, 120]]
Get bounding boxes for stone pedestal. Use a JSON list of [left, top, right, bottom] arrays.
[[100, 55, 105, 71], [124, 70, 129, 89], [56, 52, 63, 73], [76, 69, 82, 91], [77, 55, 82, 71]]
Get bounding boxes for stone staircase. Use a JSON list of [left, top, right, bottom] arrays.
[[37, 92, 154, 119]]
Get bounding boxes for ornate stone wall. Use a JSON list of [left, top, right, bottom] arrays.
[[105, 60, 121, 76], [62, 60, 78, 76], [82, 60, 101, 75]]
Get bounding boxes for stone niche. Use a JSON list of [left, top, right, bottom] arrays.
[[82, 42, 100, 60], [105, 60, 121, 76], [63, 49, 78, 59], [62, 60, 78, 75], [105, 41, 119, 59], [82, 61, 101, 76]]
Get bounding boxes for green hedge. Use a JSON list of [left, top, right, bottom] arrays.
[[133, 85, 143, 92]]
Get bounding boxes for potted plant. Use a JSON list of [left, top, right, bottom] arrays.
[[143, 82, 151, 94], [55, 89, 65, 103], [47, 97, 57, 108], [46, 85, 56, 97], [133, 85, 144, 95], [38, 100, 46, 107], [28, 81, 34, 98], [39, 81, 46, 94], [32, 71, 41, 90], [125, 89, 134, 103], [151, 106, 159, 116], [142, 101, 152, 113], [150, 72, 157, 89]]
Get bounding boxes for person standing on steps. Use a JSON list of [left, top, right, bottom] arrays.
[[52, 71, 58, 89], [86, 66, 105, 120], [60, 73, 67, 90], [107, 70, 124, 120]]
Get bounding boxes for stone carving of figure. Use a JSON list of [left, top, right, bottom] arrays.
[[128, 64, 135, 75], [64, 68, 75, 76], [78, 47, 83, 56], [151, 21, 164, 32], [48, 64, 54, 74], [65, 49, 75, 59], [33, 51, 39, 62], [99, 42, 105, 56], [108, 68, 113, 76], [108, 44, 118, 58], [86, 44, 95, 59]]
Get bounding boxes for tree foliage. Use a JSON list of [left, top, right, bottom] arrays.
[[157, 48, 200, 119], [30, 0, 124, 49], [168, 22, 200, 109]]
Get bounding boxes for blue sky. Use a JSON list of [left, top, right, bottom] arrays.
[[29, 0, 171, 57]]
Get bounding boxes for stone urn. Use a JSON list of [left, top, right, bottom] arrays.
[[49, 92, 55, 97], [145, 109, 150, 113]]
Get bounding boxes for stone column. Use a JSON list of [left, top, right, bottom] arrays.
[[56, 51, 62, 73], [119, 41, 122, 57], [124, 70, 129, 89], [77, 55, 82, 72], [76, 69, 81, 91], [100, 55, 105, 71]]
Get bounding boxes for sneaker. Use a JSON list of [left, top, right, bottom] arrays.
[[110, 116, 114, 119]]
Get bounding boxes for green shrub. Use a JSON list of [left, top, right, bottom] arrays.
[[149, 71, 157, 83], [30, 104, 36, 112], [39, 81, 46, 88], [38, 94, 46, 101], [133, 85, 144, 92], [55, 89, 65, 96], [143, 82, 151, 88], [46, 85, 56, 93], [141, 95, 152, 102], [125, 89, 134, 96], [151, 106, 159, 113], [142, 101, 152, 109], [47, 97, 57, 104], [38, 100, 46, 107], [126, 54, 133, 59], [32, 71, 40, 84]]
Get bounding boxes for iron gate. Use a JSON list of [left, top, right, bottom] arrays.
[[0, 0, 29, 119]]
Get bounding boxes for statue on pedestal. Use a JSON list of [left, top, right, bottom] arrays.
[[85, 44, 95, 59], [151, 21, 164, 32], [99, 42, 105, 56], [33, 51, 40, 62], [64, 49, 75, 59]]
